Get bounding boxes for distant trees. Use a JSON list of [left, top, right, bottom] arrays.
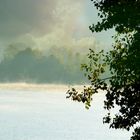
[[67, 0, 140, 139]]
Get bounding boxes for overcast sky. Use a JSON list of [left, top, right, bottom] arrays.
[[0, 0, 113, 83]]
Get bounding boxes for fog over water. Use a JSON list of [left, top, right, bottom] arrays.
[[0, 84, 131, 140], [0, 0, 124, 139]]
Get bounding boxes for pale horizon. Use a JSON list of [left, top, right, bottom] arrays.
[[0, 82, 88, 92]]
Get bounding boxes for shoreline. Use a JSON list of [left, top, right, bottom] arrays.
[[0, 83, 86, 92]]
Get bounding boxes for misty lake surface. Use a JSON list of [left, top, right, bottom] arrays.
[[0, 86, 131, 140]]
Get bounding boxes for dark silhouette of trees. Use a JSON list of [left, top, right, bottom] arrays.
[[66, 0, 140, 139]]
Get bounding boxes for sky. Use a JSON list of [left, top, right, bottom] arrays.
[[0, 0, 113, 84]]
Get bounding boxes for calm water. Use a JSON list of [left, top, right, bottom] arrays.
[[0, 88, 131, 140]]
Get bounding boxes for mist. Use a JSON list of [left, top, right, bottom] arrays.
[[0, 0, 107, 84]]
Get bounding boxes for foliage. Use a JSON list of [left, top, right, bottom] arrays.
[[66, 0, 140, 139], [131, 127, 140, 140]]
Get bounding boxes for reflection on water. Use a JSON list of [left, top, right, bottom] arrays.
[[0, 86, 131, 140]]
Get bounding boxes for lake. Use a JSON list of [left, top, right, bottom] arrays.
[[0, 84, 131, 140]]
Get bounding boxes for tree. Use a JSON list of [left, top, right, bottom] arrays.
[[66, 0, 140, 139]]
